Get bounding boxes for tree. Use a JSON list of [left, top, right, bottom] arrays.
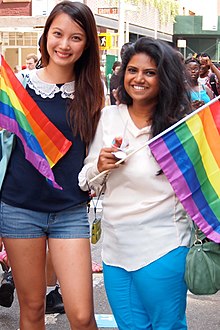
[[142, 0, 179, 24], [106, 0, 179, 24]]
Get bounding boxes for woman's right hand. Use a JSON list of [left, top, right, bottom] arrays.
[[97, 147, 120, 173]]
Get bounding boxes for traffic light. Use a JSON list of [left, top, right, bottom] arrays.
[[98, 33, 112, 50]]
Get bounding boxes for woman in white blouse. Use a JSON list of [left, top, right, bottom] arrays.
[[79, 37, 192, 330]]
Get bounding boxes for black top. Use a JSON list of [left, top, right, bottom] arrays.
[[1, 81, 89, 212]]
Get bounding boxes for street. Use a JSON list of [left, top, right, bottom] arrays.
[[0, 238, 220, 330], [0, 206, 220, 329], [0, 268, 220, 329]]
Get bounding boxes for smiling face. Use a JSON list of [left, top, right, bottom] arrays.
[[124, 53, 159, 106], [46, 12, 87, 70]]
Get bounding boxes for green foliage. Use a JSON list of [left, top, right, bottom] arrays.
[[143, 0, 179, 24], [105, 0, 179, 24]]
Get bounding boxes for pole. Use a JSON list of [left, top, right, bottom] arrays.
[[125, 14, 129, 43], [89, 96, 220, 184], [118, 0, 125, 59], [154, 7, 158, 39]]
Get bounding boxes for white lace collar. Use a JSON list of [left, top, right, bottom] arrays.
[[26, 70, 75, 99]]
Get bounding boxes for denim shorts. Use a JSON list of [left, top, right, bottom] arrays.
[[0, 201, 90, 239]]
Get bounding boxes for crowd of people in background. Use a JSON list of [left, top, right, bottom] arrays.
[[10, 49, 220, 110]]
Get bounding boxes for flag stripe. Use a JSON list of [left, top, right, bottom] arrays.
[[1, 57, 72, 159], [0, 54, 72, 189], [198, 104, 220, 166], [163, 129, 220, 223], [149, 137, 220, 241], [209, 100, 220, 135], [1, 81, 33, 134], [0, 111, 45, 159], [178, 118, 220, 198], [0, 114, 62, 189], [1, 71, 68, 164], [151, 131, 220, 227], [0, 95, 61, 167], [149, 101, 220, 243]]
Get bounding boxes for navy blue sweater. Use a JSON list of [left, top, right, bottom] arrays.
[[1, 85, 89, 212]]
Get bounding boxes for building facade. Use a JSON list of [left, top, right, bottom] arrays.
[[0, 0, 174, 69]]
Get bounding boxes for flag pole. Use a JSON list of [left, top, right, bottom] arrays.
[[89, 96, 220, 184], [146, 95, 220, 144]]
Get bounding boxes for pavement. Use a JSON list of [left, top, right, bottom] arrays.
[[0, 205, 220, 329], [1, 241, 220, 330]]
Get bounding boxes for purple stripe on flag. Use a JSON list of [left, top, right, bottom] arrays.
[[0, 114, 62, 190], [150, 137, 220, 242]]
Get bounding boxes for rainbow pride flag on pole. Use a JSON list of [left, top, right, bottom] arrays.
[[0, 54, 72, 189], [148, 97, 220, 243]]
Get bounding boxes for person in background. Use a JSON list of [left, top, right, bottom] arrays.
[[15, 53, 38, 83], [79, 37, 193, 330], [45, 250, 65, 314], [197, 52, 220, 97], [109, 61, 121, 105], [100, 65, 108, 100], [0, 1, 103, 329], [110, 42, 133, 105], [0, 238, 15, 309], [120, 41, 133, 60], [185, 57, 213, 110]]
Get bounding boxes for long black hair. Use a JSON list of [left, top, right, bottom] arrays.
[[117, 37, 191, 138], [39, 1, 103, 145]]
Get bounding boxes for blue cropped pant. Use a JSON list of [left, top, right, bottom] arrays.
[[103, 247, 189, 330]]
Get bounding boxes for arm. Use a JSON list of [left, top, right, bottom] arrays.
[[201, 56, 220, 82], [209, 62, 220, 82], [78, 111, 119, 193]]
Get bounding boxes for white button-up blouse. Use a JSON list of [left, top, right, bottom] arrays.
[[79, 104, 192, 271]]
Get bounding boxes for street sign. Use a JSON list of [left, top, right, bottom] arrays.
[[98, 7, 118, 15], [177, 39, 186, 48]]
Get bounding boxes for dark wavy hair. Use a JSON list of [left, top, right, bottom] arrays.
[[184, 57, 200, 66], [39, 1, 103, 145], [117, 37, 191, 137]]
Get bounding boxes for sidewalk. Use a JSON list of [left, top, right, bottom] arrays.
[[0, 267, 220, 329]]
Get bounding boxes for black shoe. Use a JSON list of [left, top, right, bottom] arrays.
[[0, 270, 15, 308], [45, 286, 65, 314]]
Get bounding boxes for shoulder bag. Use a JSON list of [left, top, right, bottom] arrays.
[[184, 224, 220, 295]]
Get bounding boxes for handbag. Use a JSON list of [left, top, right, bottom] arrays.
[[0, 129, 14, 190], [91, 214, 102, 245], [87, 176, 107, 244], [184, 224, 220, 295]]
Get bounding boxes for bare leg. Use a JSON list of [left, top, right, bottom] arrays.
[[3, 237, 47, 330], [46, 249, 57, 286], [49, 238, 97, 330]]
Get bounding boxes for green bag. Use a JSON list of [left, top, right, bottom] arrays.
[[185, 227, 220, 295]]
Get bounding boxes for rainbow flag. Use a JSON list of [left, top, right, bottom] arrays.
[[0, 54, 72, 189], [148, 98, 220, 243]]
